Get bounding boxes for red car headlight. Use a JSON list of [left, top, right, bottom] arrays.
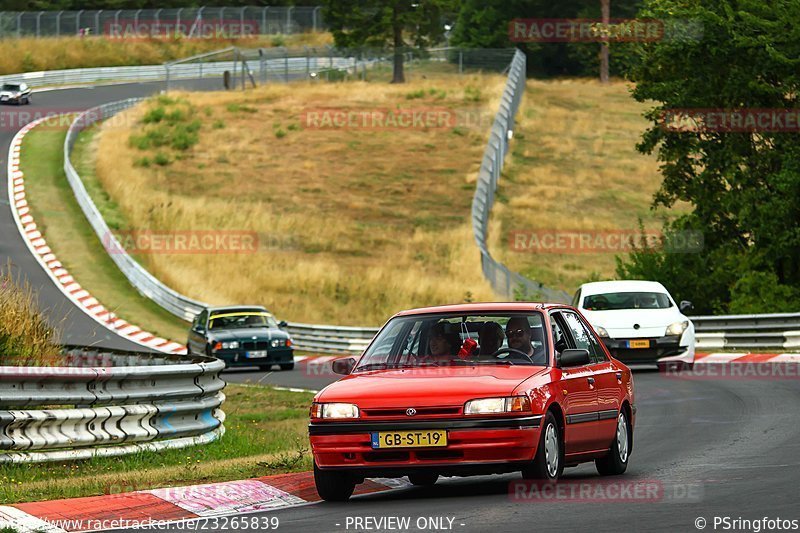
[[464, 396, 531, 415], [310, 402, 360, 419]]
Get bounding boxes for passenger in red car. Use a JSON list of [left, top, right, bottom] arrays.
[[478, 321, 505, 356], [428, 322, 459, 359]]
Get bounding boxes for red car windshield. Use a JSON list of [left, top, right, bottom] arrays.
[[355, 312, 549, 370]]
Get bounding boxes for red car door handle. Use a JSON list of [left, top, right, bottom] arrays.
[[616, 372, 623, 381], [587, 377, 595, 385]]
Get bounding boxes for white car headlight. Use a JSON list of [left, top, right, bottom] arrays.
[[666, 321, 689, 336], [311, 403, 360, 419], [594, 326, 609, 338], [464, 396, 531, 415], [221, 341, 239, 350], [271, 339, 284, 347]]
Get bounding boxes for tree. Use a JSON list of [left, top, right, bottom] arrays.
[[617, 0, 800, 314], [323, 0, 454, 83]]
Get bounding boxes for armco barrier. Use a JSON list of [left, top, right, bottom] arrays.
[[692, 312, 800, 351], [0, 345, 225, 463], [470, 49, 570, 303]]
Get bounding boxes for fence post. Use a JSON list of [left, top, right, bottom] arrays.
[[95, 10, 101, 36], [36, 12, 42, 37], [286, 6, 293, 34], [313, 6, 321, 32], [284, 48, 289, 82], [16, 12, 22, 37], [459, 50, 463, 74]]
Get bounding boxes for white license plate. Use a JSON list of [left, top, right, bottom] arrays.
[[246, 350, 268, 358]]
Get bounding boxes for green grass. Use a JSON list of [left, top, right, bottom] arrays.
[[0, 385, 314, 504], [19, 125, 189, 342]]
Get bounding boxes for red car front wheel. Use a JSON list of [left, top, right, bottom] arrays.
[[522, 411, 563, 480], [314, 463, 355, 502]]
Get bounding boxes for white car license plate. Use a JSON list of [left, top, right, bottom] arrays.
[[247, 350, 268, 358]]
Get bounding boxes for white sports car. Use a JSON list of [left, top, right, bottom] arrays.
[[572, 280, 695, 368], [0, 82, 32, 105]]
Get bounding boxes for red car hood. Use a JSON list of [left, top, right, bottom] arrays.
[[316, 365, 549, 408]]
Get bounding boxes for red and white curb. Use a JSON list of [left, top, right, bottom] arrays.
[[695, 352, 800, 363], [0, 472, 411, 532], [7, 117, 185, 354]]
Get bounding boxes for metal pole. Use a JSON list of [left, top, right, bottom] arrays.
[[284, 48, 289, 82], [154, 8, 162, 35], [286, 6, 293, 34], [240, 7, 245, 37], [259, 48, 266, 83], [176, 8, 182, 36], [95, 10, 102, 35], [261, 7, 267, 35], [304, 46, 309, 78], [56, 10, 63, 37], [459, 50, 463, 74], [36, 12, 42, 37], [165, 65, 170, 93], [16, 12, 22, 38], [313, 6, 321, 32], [76, 10, 83, 35]]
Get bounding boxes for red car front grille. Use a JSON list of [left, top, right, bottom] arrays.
[[361, 406, 461, 418]]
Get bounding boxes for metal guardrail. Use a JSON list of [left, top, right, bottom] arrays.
[[470, 49, 570, 303], [0, 345, 225, 463], [692, 313, 800, 351], [0, 6, 325, 38]]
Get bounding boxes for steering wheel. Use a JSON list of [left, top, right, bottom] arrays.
[[488, 347, 534, 363]]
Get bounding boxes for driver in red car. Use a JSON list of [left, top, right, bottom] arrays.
[[505, 317, 535, 359]]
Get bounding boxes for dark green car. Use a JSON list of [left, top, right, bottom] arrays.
[[187, 305, 295, 370]]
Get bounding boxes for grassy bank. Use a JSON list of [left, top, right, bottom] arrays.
[[489, 79, 689, 294], [0, 266, 61, 366], [0, 34, 331, 75], [19, 126, 189, 342], [0, 385, 313, 504], [91, 75, 503, 325]]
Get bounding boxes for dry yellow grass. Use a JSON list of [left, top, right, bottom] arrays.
[[0, 264, 61, 366], [489, 78, 687, 294], [94, 75, 504, 325], [0, 33, 332, 75]]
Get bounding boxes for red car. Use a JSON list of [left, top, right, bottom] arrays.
[[309, 303, 635, 501]]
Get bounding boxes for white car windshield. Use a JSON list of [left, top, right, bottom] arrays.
[[1, 84, 21, 91], [355, 312, 549, 370], [583, 292, 673, 311]]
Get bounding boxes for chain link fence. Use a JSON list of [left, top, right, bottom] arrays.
[[472, 49, 570, 303], [0, 6, 325, 38]]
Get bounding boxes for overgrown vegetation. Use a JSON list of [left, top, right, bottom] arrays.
[[94, 74, 503, 325], [0, 266, 61, 366], [129, 95, 202, 162], [617, 0, 800, 314], [0, 34, 332, 75], [0, 385, 314, 504]]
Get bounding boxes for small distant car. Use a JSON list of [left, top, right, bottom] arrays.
[[573, 280, 695, 368], [187, 305, 294, 370], [309, 302, 635, 501], [0, 82, 32, 105]]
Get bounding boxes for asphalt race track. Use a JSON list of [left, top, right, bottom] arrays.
[[109, 368, 800, 533], [0, 80, 216, 349]]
